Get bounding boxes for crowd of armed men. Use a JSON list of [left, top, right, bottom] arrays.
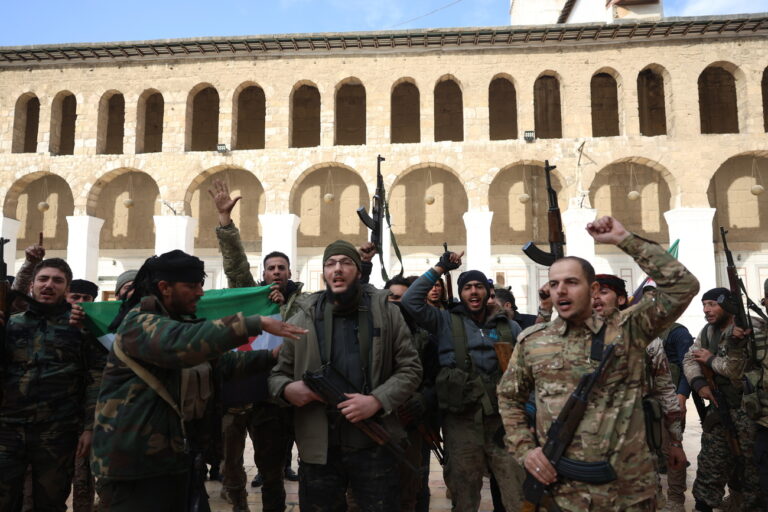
[[2, 177, 768, 512]]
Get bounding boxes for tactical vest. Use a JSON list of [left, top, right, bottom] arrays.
[[700, 324, 743, 409]]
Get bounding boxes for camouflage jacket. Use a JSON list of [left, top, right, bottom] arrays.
[[0, 300, 104, 430], [739, 315, 768, 427], [268, 284, 422, 465], [498, 234, 699, 509], [646, 338, 683, 442], [91, 296, 272, 480]]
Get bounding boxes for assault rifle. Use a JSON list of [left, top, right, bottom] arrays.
[[522, 344, 617, 511], [523, 161, 564, 267], [303, 364, 418, 472], [443, 242, 455, 303]]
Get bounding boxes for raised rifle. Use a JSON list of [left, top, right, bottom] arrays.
[[522, 344, 617, 511], [522, 161, 564, 267], [303, 364, 418, 472], [443, 242, 455, 303]]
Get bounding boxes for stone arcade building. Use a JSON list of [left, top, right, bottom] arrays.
[[0, 5, 767, 328]]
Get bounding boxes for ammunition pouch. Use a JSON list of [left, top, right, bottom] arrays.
[[180, 363, 213, 422], [435, 367, 485, 414], [701, 407, 730, 434], [555, 456, 617, 485], [642, 396, 663, 451]]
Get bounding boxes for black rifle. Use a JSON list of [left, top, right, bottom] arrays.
[[522, 161, 564, 267], [303, 364, 418, 472], [522, 344, 617, 511], [442, 242, 455, 303]]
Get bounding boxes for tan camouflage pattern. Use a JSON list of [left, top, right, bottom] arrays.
[[646, 338, 683, 442], [498, 233, 699, 511], [745, 315, 768, 428], [216, 221, 258, 289], [682, 323, 749, 388]]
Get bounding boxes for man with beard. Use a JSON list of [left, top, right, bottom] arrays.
[[498, 216, 699, 512], [269, 240, 421, 511], [401, 254, 525, 511], [682, 288, 762, 511], [0, 258, 104, 511]]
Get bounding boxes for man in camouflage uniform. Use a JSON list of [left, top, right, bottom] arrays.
[[91, 250, 305, 511], [401, 255, 525, 511], [498, 216, 699, 512], [682, 287, 762, 511], [210, 179, 303, 511], [0, 258, 104, 511], [269, 240, 421, 511], [592, 274, 688, 511], [749, 279, 768, 510]]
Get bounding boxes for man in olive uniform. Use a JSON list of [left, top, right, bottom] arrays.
[[0, 258, 104, 511], [682, 287, 762, 511], [750, 279, 768, 510], [498, 216, 699, 511]]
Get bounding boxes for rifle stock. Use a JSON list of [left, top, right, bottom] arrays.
[[494, 342, 514, 373], [523, 161, 564, 267]]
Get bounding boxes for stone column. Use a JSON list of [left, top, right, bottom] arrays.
[[153, 216, 197, 255], [462, 211, 493, 277], [66, 215, 105, 281], [563, 207, 597, 260], [663, 208, 716, 332], [368, 221, 392, 288], [1, 217, 21, 275], [259, 213, 301, 270]]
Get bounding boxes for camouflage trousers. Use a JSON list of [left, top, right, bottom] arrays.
[[693, 408, 763, 510], [754, 425, 768, 512], [221, 403, 291, 512], [0, 422, 79, 512], [73, 452, 96, 512], [95, 472, 188, 512], [399, 427, 428, 512], [657, 420, 687, 505], [549, 495, 656, 512], [442, 411, 524, 512], [298, 445, 400, 512]]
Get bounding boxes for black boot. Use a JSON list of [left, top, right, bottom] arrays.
[[284, 466, 299, 482], [250, 473, 263, 488], [694, 499, 713, 512]]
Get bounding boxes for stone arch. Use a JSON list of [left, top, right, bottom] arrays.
[[335, 77, 366, 146], [136, 89, 164, 154], [289, 164, 368, 247], [489, 74, 518, 141], [708, 152, 768, 248], [489, 161, 565, 245], [49, 91, 77, 155], [186, 83, 220, 151], [591, 67, 621, 137], [290, 80, 321, 148], [391, 78, 420, 144], [88, 168, 160, 250], [185, 166, 266, 249], [637, 64, 670, 136], [589, 158, 674, 241], [762, 67, 768, 133], [698, 62, 743, 134], [97, 90, 125, 154], [3, 172, 74, 250], [12, 92, 40, 154], [534, 71, 562, 139], [434, 75, 464, 142], [232, 81, 265, 150], [389, 163, 468, 246]]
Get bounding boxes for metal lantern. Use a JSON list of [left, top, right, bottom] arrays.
[[424, 194, 435, 205], [37, 201, 50, 212], [518, 193, 531, 204], [627, 190, 641, 201], [323, 193, 335, 203]]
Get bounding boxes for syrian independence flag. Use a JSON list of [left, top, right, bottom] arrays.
[[80, 286, 281, 351]]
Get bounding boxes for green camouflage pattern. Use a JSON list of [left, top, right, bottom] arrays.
[[682, 323, 749, 401], [744, 315, 768, 428], [498, 233, 699, 511], [646, 337, 683, 442], [90, 296, 265, 480]]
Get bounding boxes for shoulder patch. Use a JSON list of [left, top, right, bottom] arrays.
[[517, 321, 549, 343]]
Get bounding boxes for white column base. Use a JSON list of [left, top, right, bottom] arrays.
[[562, 208, 597, 260], [663, 208, 717, 333], [154, 215, 197, 255], [66, 216, 105, 282], [462, 211, 494, 278], [259, 213, 301, 271], [1, 217, 21, 276]]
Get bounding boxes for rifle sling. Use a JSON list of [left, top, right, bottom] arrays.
[[555, 456, 616, 485], [590, 324, 608, 362], [322, 300, 372, 394]]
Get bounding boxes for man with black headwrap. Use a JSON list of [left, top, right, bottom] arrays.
[[90, 250, 306, 511], [401, 251, 524, 512]]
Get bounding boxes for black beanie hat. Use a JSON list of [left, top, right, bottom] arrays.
[[457, 270, 490, 292], [140, 250, 206, 283], [595, 274, 628, 299], [702, 287, 731, 303], [322, 240, 362, 271], [70, 279, 99, 298]]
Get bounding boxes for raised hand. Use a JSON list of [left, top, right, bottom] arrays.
[[260, 316, 308, 340], [586, 216, 630, 245], [435, 250, 464, 273], [25, 244, 45, 264], [358, 242, 377, 263], [207, 179, 242, 227]]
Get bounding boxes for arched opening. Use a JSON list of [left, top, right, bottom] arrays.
[[335, 80, 366, 146], [290, 165, 368, 247], [590, 161, 672, 241], [12, 93, 40, 154], [91, 170, 160, 250], [489, 76, 518, 141], [637, 67, 667, 136], [136, 90, 164, 154], [97, 91, 125, 155], [590, 73, 619, 137], [389, 166, 468, 246], [390, 80, 420, 144], [534, 75, 562, 139], [3, 173, 74, 250], [189, 168, 265, 249], [49, 91, 76, 156], [233, 84, 265, 150], [489, 163, 564, 245], [434, 78, 463, 142], [762, 68, 768, 133], [187, 85, 220, 151], [698, 66, 739, 134], [290, 83, 321, 148]]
